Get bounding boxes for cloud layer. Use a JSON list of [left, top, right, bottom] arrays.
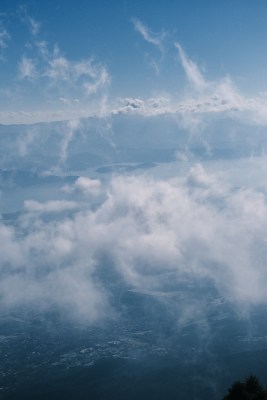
[[1, 167, 267, 323]]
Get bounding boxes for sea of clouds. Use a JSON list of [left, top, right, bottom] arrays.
[[1, 160, 267, 325]]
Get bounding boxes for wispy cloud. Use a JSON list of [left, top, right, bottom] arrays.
[[19, 36, 110, 98], [43, 51, 110, 96], [68, 41, 267, 128], [174, 42, 243, 110], [18, 5, 41, 36], [0, 26, 9, 49], [24, 199, 79, 214], [46, 118, 82, 174], [175, 42, 207, 91], [12, 10, 111, 122], [18, 56, 37, 80], [0, 22, 10, 60], [132, 18, 166, 53], [132, 17, 167, 74]]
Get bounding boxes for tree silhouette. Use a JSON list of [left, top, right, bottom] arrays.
[[223, 375, 267, 400], [245, 375, 263, 395]]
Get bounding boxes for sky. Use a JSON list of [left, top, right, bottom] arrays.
[[2, 0, 267, 123], [2, 1, 267, 325]]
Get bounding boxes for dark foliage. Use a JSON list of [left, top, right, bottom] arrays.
[[223, 375, 267, 400]]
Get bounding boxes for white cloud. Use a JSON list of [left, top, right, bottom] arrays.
[[31, 39, 111, 97], [74, 177, 102, 196], [12, 13, 110, 123], [15, 128, 37, 156], [18, 5, 40, 37], [173, 43, 246, 121], [83, 66, 110, 95], [41, 118, 82, 174], [132, 18, 167, 74], [2, 168, 267, 322], [18, 56, 37, 80], [20, 39, 111, 99], [108, 41, 259, 128], [28, 16, 40, 36], [45, 55, 69, 80], [59, 119, 80, 166], [0, 26, 9, 49], [0, 108, 101, 125], [132, 18, 166, 54], [0, 23, 10, 60], [175, 42, 207, 91], [114, 96, 172, 115], [24, 199, 78, 214], [63, 177, 102, 197]]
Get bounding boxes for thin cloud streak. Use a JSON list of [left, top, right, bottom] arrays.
[[18, 5, 41, 36], [24, 199, 79, 214], [0, 22, 10, 60], [175, 42, 207, 91], [132, 17, 166, 54]]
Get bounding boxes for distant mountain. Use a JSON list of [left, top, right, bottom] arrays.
[[1, 112, 267, 172]]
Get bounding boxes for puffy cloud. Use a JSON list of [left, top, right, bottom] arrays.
[[116, 97, 145, 113], [114, 96, 172, 115], [74, 177, 101, 196], [98, 172, 267, 310], [63, 177, 102, 197], [2, 167, 267, 323]]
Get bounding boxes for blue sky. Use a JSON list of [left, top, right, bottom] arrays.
[[1, 0, 267, 123]]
